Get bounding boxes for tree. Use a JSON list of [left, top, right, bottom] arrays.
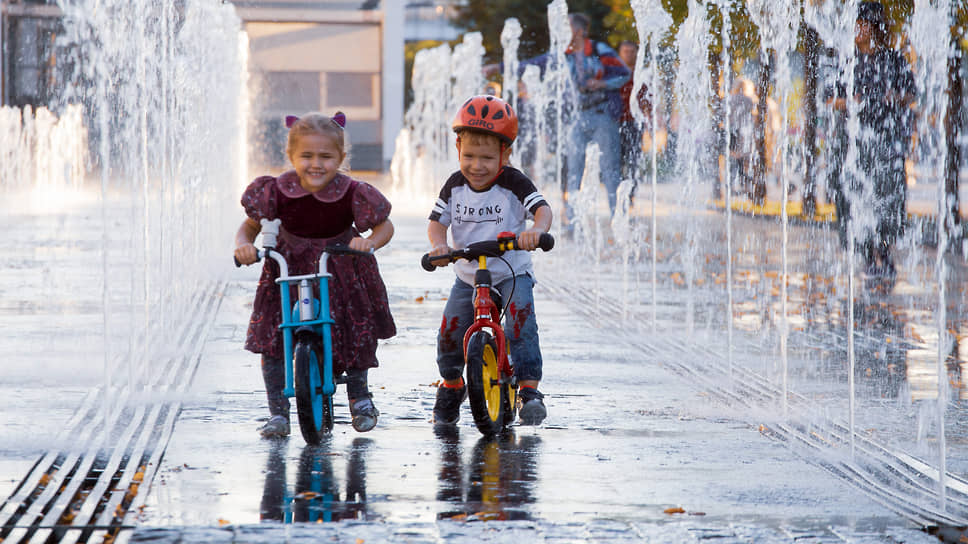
[[452, 0, 622, 62]]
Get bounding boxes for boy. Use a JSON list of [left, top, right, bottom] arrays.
[[427, 95, 553, 426]]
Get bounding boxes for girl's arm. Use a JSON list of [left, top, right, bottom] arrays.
[[350, 218, 394, 252], [234, 218, 262, 265]]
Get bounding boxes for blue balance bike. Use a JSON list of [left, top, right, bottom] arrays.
[[237, 218, 373, 444]]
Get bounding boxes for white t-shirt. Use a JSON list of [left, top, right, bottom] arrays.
[[429, 167, 548, 286]]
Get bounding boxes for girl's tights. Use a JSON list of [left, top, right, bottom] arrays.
[[261, 355, 371, 419]]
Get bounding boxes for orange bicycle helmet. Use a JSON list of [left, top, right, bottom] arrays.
[[452, 95, 518, 145]]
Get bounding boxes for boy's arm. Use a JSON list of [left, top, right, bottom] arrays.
[[428, 220, 451, 266], [517, 204, 552, 251]]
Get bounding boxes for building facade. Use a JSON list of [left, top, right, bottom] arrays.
[[0, 0, 404, 171]]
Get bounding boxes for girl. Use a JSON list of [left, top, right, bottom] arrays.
[[234, 112, 396, 437]]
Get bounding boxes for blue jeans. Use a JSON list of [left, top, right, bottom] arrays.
[[436, 274, 543, 383], [566, 109, 622, 219]]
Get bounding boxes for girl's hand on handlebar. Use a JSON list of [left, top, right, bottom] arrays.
[[517, 229, 545, 251], [348, 236, 375, 253], [234, 243, 259, 266]]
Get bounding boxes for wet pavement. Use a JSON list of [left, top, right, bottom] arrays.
[[1, 179, 964, 542], [133, 208, 939, 542]]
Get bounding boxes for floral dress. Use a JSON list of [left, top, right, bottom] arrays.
[[241, 171, 396, 373]]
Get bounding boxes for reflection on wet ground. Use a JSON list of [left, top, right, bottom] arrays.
[[1, 206, 958, 541], [254, 417, 542, 525], [434, 428, 539, 522], [260, 438, 370, 523]]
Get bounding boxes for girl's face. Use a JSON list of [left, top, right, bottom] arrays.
[[458, 138, 509, 191], [289, 132, 344, 192]]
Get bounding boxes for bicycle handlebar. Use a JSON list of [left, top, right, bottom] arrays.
[[420, 232, 555, 272], [234, 244, 374, 268]]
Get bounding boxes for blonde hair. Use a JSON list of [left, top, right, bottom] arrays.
[[457, 129, 503, 150], [286, 113, 351, 171]]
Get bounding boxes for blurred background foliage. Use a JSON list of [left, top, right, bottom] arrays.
[[404, 1, 967, 107]]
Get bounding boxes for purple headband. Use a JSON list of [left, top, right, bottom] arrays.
[[285, 112, 346, 130]]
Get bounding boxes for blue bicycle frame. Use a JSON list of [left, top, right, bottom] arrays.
[[273, 253, 336, 400], [254, 218, 339, 443]]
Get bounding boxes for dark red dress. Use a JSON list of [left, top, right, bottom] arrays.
[[241, 171, 396, 373]]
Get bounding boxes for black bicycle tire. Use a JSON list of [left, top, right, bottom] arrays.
[[465, 331, 507, 436], [504, 377, 517, 427], [294, 341, 333, 444]]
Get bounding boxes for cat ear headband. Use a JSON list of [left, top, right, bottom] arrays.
[[285, 112, 346, 130]]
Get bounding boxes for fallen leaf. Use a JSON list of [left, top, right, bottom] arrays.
[[295, 491, 320, 500], [664, 507, 685, 514]]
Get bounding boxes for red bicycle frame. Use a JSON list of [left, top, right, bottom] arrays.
[[462, 253, 511, 377]]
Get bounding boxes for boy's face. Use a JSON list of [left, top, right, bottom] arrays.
[[458, 137, 508, 191]]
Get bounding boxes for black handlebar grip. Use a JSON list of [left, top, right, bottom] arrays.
[[421, 253, 437, 272], [234, 252, 262, 267], [538, 233, 555, 252]]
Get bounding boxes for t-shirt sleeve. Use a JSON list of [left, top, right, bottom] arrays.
[[240, 176, 279, 221], [351, 182, 392, 232], [428, 172, 462, 226], [506, 169, 547, 216]]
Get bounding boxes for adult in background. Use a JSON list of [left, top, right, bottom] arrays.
[[485, 13, 630, 226], [828, 0, 916, 279]]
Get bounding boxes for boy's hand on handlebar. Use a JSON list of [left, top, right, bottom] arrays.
[[517, 229, 545, 251], [429, 244, 452, 267], [348, 236, 375, 253], [234, 243, 259, 266]]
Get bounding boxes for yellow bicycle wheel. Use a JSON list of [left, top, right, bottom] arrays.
[[466, 331, 507, 435]]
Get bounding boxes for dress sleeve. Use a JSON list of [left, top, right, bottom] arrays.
[[352, 182, 392, 232], [241, 176, 279, 221]]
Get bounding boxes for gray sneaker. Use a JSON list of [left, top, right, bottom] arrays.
[[258, 415, 290, 438], [350, 397, 380, 432], [518, 388, 546, 425]]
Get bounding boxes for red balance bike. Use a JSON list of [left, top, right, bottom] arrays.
[[421, 231, 554, 435]]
